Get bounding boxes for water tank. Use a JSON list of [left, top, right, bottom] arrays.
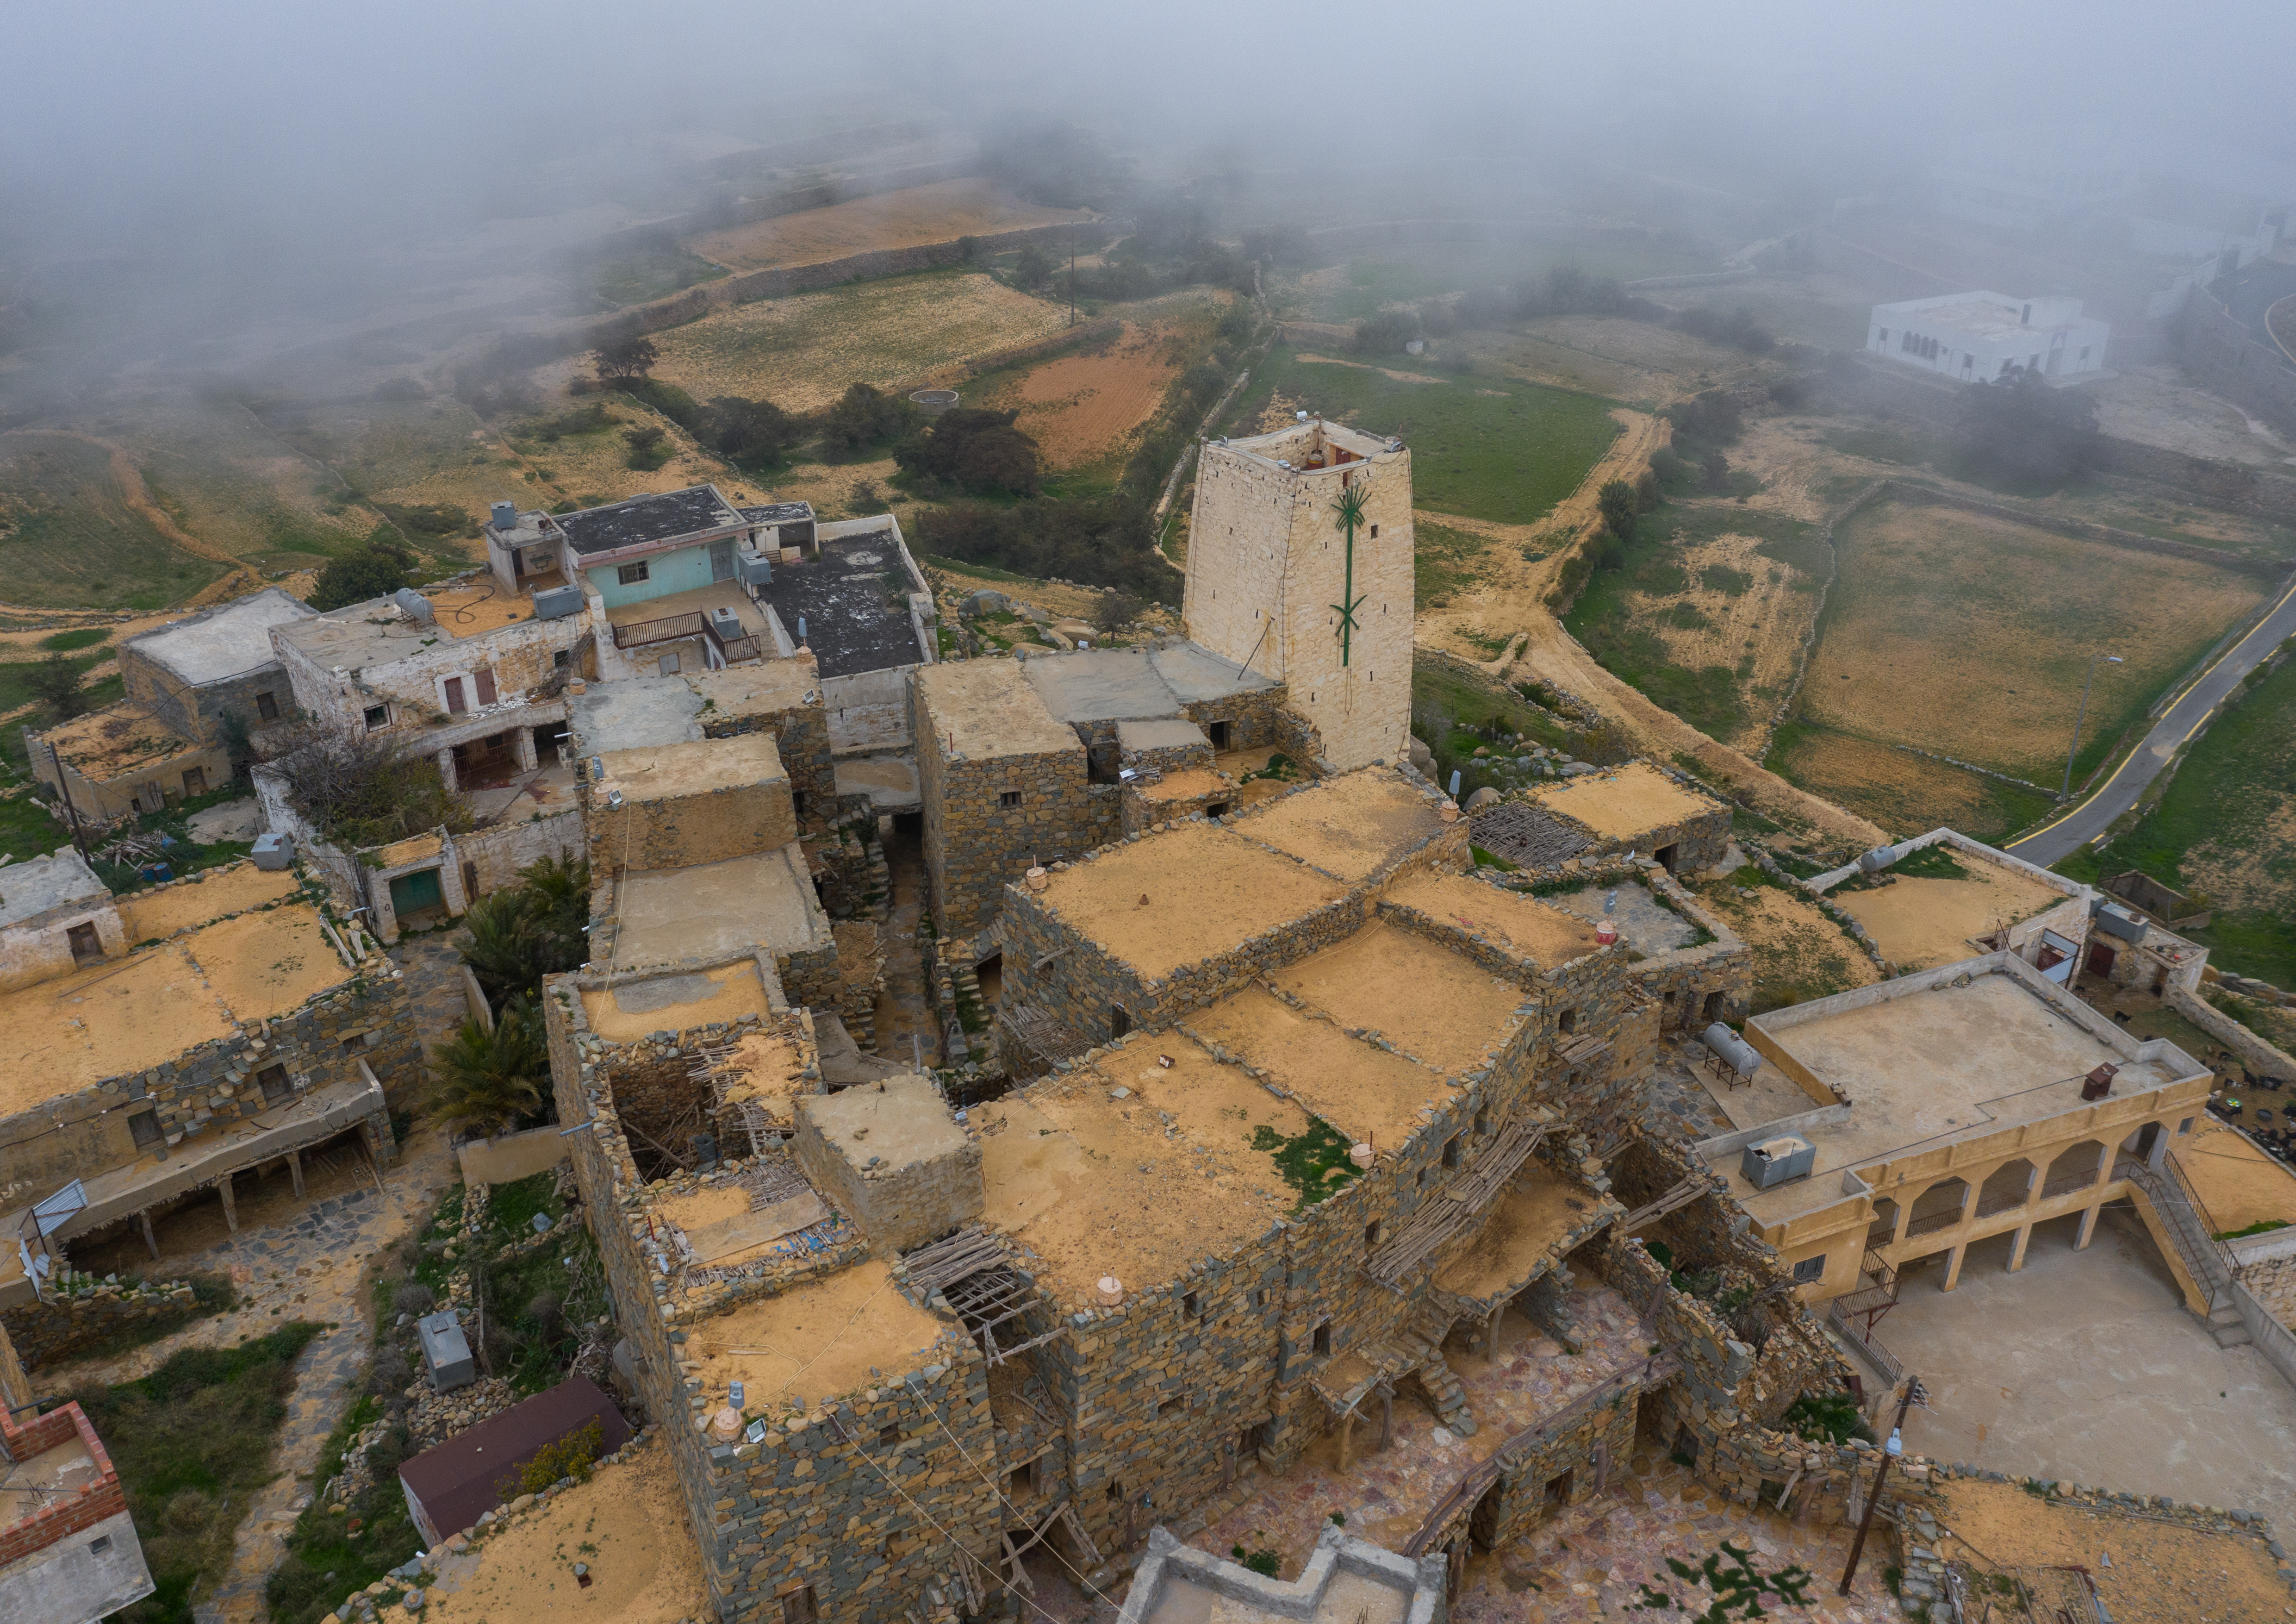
[[531, 584, 584, 621], [709, 606, 744, 641], [1701, 1022, 1760, 1078], [391, 587, 435, 623], [2093, 902, 2146, 943], [1741, 1135, 1815, 1190], [490, 501, 518, 532], [735, 550, 775, 587], [1857, 845, 1898, 875], [250, 831, 295, 871]]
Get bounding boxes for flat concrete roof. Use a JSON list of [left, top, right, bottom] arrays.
[[277, 588, 553, 670], [0, 849, 108, 931], [559, 485, 744, 558], [1526, 762, 1716, 843], [1239, 771, 1442, 883], [756, 530, 926, 679], [683, 657, 820, 718], [0, 1430, 98, 1530], [610, 846, 828, 970], [916, 660, 1079, 760], [1024, 648, 1183, 725], [1033, 824, 1345, 981], [1716, 964, 2206, 1219], [1116, 718, 1208, 754], [129, 587, 311, 686], [599, 732, 785, 805], [568, 676, 705, 756], [1146, 642, 1281, 704]]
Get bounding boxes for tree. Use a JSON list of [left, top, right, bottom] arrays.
[[1596, 479, 1640, 542], [1955, 366, 2099, 492], [429, 995, 550, 1137], [894, 407, 1040, 495], [457, 855, 591, 1005], [817, 384, 921, 457], [622, 423, 669, 470], [1093, 590, 1143, 634], [261, 718, 470, 846], [1013, 243, 1054, 292], [29, 655, 87, 721], [705, 396, 805, 467], [308, 541, 415, 612], [593, 331, 659, 386]]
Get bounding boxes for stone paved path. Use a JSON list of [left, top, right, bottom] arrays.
[[873, 822, 940, 1067]]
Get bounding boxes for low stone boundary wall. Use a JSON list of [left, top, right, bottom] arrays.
[[2166, 982, 2296, 1080], [2, 1274, 216, 1369]]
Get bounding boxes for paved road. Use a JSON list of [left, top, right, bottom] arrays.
[[2008, 573, 2296, 865]]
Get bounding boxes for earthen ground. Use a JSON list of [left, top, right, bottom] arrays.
[[1768, 727, 2016, 843], [1882, 1208, 2296, 1541], [643, 273, 1070, 415], [422, 1438, 712, 1624], [1528, 762, 1712, 843], [1266, 919, 1525, 1074], [183, 904, 349, 1020], [2174, 1124, 2296, 1234], [1686, 879, 1881, 1014], [1190, 987, 1461, 1152], [688, 1258, 946, 1409], [686, 179, 1093, 273], [1804, 497, 2265, 782], [118, 862, 302, 942], [1036, 825, 1344, 981], [1242, 774, 1441, 881], [978, 1055, 1295, 1305], [579, 962, 771, 1041], [1932, 1478, 2290, 1624], [1000, 323, 1182, 470], [1435, 1169, 1599, 1299], [1830, 866, 2064, 972], [1626, 523, 1821, 755], [1135, 768, 1229, 805], [1380, 870, 1601, 967]]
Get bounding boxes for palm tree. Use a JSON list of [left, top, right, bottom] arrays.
[[429, 996, 550, 1136]]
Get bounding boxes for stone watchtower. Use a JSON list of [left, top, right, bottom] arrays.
[[1182, 418, 1412, 772]]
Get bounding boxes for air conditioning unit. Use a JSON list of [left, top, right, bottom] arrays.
[[531, 584, 585, 621], [1741, 1135, 1815, 1190]]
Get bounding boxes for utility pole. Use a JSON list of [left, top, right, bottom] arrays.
[[47, 739, 90, 863], [1067, 228, 1077, 329], [2060, 653, 2123, 800], [1840, 1376, 1926, 1597]]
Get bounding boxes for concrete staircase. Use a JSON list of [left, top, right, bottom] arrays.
[[2121, 1157, 2251, 1348]]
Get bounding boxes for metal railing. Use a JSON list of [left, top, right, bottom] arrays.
[[610, 610, 760, 666], [1827, 1299, 1907, 1386], [2118, 1156, 2232, 1305]]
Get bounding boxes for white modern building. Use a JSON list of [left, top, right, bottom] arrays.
[[1867, 292, 2109, 382]]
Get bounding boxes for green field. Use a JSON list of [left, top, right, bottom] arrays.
[[0, 435, 227, 609], [1297, 243, 1710, 325], [1229, 347, 1619, 525], [2061, 649, 2296, 985]]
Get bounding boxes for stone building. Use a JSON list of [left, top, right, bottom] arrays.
[[1467, 762, 1733, 878], [535, 764, 1944, 1624], [0, 1385, 156, 1624], [269, 578, 591, 794], [0, 858, 407, 1291], [1184, 419, 1413, 772], [0, 849, 124, 993], [25, 588, 313, 821]]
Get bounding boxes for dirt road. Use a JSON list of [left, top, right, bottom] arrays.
[[1414, 410, 1886, 848]]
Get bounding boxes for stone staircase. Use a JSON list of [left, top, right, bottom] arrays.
[[1409, 1353, 1479, 1437]]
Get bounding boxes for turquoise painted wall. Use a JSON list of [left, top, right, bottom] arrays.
[[586, 542, 725, 609]]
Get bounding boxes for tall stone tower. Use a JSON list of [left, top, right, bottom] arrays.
[[1183, 418, 1412, 771]]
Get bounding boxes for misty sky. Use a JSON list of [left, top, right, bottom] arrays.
[[8, 0, 2293, 261]]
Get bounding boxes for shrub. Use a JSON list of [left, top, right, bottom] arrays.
[[366, 1345, 412, 1397], [705, 395, 805, 468], [262, 721, 470, 846], [307, 542, 416, 612], [509, 1420, 604, 1498], [622, 424, 670, 470], [1351, 310, 1422, 354], [428, 995, 550, 1137], [1092, 590, 1143, 634], [29, 653, 89, 720], [392, 1282, 436, 1319], [918, 496, 1174, 602], [1781, 1390, 1875, 1445], [1954, 366, 2099, 492], [817, 383, 921, 457], [894, 407, 1040, 496], [1596, 479, 1639, 542]]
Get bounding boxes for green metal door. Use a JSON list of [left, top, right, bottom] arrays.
[[389, 868, 445, 918]]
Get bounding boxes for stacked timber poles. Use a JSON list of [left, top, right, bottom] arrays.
[[1841, 1375, 1928, 1597]]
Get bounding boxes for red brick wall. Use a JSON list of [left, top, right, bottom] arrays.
[[0, 1403, 128, 1562]]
